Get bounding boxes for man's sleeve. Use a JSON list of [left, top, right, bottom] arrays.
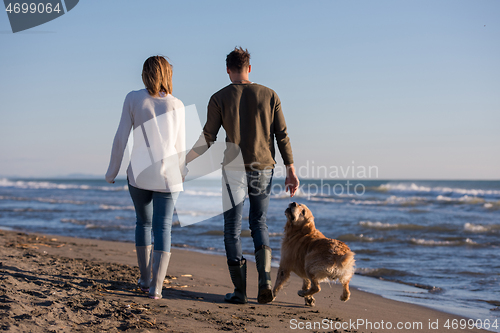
[[273, 94, 294, 165], [192, 95, 222, 155]]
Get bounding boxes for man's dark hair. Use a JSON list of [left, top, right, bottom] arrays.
[[226, 47, 250, 72]]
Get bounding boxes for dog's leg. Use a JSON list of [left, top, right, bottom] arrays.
[[304, 296, 315, 306], [272, 267, 290, 300], [340, 279, 351, 302], [297, 275, 320, 297], [298, 278, 311, 297], [297, 279, 315, 306]]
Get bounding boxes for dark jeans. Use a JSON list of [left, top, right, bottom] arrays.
[[128, 182, 179, 252], [222, 169, 273, 265]]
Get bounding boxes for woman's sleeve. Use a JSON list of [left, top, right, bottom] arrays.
[[105, 94, 133, 183], [175, 101, 186, 174]]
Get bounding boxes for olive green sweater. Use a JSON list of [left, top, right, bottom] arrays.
[[193, 83, 294, 170]]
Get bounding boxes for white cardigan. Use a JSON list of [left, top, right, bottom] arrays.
[[105, 89, 185, 192]]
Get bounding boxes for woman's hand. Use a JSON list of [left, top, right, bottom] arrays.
[[181, 165, 189, 183], [105, 175, 115, 184]]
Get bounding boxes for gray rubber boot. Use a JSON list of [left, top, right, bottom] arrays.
[[149, 251, 171, 299], [255, 246, 273, 304], [136, 245, 152, 292], [224, 259, 247, 304]]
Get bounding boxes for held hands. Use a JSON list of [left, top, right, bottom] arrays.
[[181, 165, 189, 183], [285, 164, 299, 197]]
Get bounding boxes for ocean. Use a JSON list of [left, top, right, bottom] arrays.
[[0, 177, 499, 331]]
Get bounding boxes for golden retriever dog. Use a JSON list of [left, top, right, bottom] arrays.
[[272, 202, 355, 306]]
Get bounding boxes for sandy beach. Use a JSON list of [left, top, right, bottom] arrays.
[[0, 230, 487, 333]]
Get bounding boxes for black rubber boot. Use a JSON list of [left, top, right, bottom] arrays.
[[255, 246, 273, 304], [224, 259, 247, 304]]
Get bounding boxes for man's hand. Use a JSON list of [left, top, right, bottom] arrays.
[[285, 164, 299, 197]]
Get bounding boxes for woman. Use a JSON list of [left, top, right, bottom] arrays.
[[105, 56, 185, 299]]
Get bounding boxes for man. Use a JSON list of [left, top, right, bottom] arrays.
[[186, 47, 299, 304]]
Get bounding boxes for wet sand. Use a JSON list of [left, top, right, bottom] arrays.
[[0, 230, 486, 332]]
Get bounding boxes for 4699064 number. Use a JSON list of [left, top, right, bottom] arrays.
[[5, 2, 61, 14], [444, 318, 499, 330]]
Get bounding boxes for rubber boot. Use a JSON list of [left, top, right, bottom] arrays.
[[136, 245, 152, 292], [149, 251, 171, 299], [255, 246, 273, 304], [224, 258, 247, 304]]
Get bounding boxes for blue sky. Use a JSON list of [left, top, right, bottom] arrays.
[[0, 0, 499, 179]]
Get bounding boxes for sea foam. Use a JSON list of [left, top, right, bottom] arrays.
[[410, 238, 477, 246], [0, 178, 125, 191], [378, 182, 500, 198], [464, 223, 500, 233], [359, 221, 424, 230]]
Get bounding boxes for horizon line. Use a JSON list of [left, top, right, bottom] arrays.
[[1, 175, 499, 182]]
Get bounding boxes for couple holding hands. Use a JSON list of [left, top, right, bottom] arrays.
[[105, 47, 299, 303]]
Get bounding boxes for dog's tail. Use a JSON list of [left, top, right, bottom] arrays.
[[339, 251, 355, 270], [337, 251, 356, 283]]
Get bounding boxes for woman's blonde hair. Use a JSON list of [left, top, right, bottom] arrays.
[[142, 56, 173, 96]]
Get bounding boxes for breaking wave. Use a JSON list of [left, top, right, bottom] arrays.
[[60, 218, 134, 230], [483, 201, 500, 209], [410, 238, 478, 246], [337, 233, 390, 243], [0, 195, 86, 205], [436, 195, 485, 204], [359, 221, 424, 230], [99, 204, 134, 211], [377, 182, 500, 198], [464, 223, 500, 233], [0, 178, 126, 191]]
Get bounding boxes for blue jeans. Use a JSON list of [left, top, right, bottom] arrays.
[[222, 169, 273, 265], [128, 183, 179, 252]]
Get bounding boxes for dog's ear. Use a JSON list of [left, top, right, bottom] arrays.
[[299, 204, 315, 233]]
